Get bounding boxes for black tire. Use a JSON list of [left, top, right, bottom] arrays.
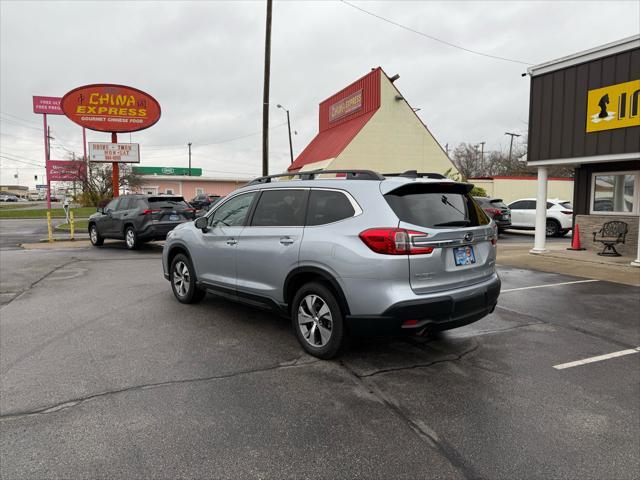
[[292, 282, 345, 359], [170, 253, 206, 304], [545, 219, 560, 237], [89, 223, 104, 246], [124, 226, 139, 250]]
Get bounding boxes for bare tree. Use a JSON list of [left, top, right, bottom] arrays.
[[451, 143, 481, 179], [451, 138, 572, 179], [73, 163, 143, 206]]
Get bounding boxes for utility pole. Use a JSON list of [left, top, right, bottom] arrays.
[[478, 141, 485, 173], [505, 132, 521, 165], [262, 0, 273, 176], [72, 152, 76, 199], [188, 142, 192, 176]]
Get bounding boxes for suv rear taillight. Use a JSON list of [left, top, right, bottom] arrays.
[[561, 210, 573, 215], [359, 228, 434, 255], [486, 207, 501, 216], [142, 209, 161, 215]]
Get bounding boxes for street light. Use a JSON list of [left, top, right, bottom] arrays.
[[276, 104, 294, 164]]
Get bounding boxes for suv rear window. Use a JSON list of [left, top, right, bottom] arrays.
[[385, 183, 489, 228], [147, 196, 190, 209]]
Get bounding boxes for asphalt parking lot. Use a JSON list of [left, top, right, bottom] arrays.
[[1, 242, 638, 479]]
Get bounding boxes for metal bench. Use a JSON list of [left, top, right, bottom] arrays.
[[592, 220, 629, 256]]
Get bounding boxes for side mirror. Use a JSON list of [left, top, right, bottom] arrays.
[[194, 216, 209, 232], [97, 207, 104, 214]]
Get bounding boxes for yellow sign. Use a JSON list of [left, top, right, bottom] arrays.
[[586, 79, 640, 132]]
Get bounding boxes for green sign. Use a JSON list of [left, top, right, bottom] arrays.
[[132, 166, 202, 176]]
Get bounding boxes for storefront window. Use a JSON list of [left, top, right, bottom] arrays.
[[592, 173, 637, 213]]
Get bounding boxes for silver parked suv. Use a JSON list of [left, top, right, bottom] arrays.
[[162, 170, 501, 358]]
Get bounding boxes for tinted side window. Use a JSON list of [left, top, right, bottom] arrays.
[[210, 192, 256, 227], [251, 190, 307, 227], [105, 198, 119, 212], [307, 190, 356, 226], [511, 200, 534, 209], [118, 197, 132, 210]]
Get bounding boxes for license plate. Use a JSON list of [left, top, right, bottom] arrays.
[[453, 246, 476, 266], [169, 215, 179, 221]]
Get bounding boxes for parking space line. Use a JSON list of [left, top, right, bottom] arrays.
[[502, 279, 599, 292], [553, 347, 640, 370]]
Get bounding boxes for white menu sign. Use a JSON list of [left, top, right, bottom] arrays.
[[89, 142, 140, 163]]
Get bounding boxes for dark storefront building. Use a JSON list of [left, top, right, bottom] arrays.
[[527, 35, 639, 264]]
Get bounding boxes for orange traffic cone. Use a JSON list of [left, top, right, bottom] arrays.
[[567, 223, 586, 251]]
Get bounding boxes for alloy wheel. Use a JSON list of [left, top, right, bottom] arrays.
[[90, 227, 97, 243], [297, 294, 333, 347], [126, 229, 136, 248], [173, 261, 190, 297]]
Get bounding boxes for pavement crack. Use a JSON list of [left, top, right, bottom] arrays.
[[0, 356, 318, 420], [337, 354, 481, 480], [0, 258, 80, 308], [358, 341, 480, 378]]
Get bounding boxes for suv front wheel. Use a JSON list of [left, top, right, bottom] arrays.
[[292, 282, 345, 359], [170, 253, 206, 304], [89, 224, 104, 246]]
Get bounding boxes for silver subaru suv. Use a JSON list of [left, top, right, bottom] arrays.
[[163, 170, 501, 359]]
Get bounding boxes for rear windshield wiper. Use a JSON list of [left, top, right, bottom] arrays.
[[441, 195, 465, 216], [433, 220, 471, 227]]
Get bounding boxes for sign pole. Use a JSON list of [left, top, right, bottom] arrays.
[[43, 113, 52, 210], [111, 132, 119, 197], [83, 127, 89, 187]]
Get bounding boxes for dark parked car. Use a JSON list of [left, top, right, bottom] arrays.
[[474, 197, 511, 232], [88, 194, 196, 249], [190, 193, 222, 211]]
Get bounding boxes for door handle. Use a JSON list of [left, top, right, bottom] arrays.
[[279, 237, 294, 245], [226, 239, 238, 246]]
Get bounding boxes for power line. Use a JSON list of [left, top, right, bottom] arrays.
[[340, 0, 533, 66], [143, 122, 287, 148], [0, 111, 42, 127], [0, 117, 42, 131], [0, 154, 45, 168]]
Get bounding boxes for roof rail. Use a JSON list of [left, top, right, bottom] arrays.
[[246, 169, 385, 185], [383, 170, 446, 179]]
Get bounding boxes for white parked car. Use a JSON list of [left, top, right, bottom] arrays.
[[508, 198, 573, 237]]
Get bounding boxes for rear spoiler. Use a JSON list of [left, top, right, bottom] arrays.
[[381, 181, 474, 195]]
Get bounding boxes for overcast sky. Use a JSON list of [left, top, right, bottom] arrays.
[[1, 0, 639, 188]]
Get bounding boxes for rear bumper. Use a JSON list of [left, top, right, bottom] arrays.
[[346, 275, 501, 336], [138, 222, 187, 240]]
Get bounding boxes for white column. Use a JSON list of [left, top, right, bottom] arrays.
[[530, 166, 549, 254], [631, 226, 640, 267]]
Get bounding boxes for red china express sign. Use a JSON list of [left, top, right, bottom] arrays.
[[61, 84, 161, 133]]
